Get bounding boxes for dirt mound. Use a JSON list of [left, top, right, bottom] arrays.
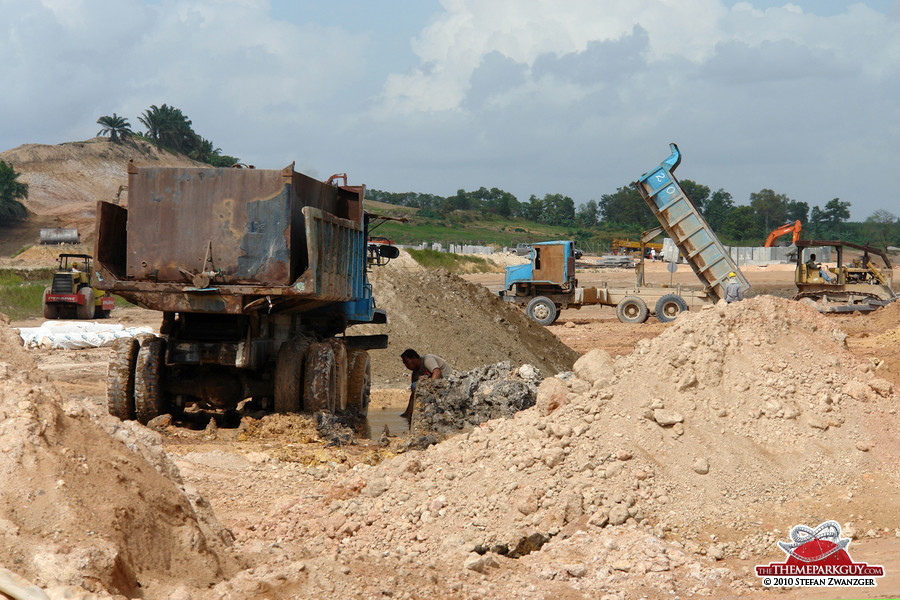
[[0, 313, 233, 596], [0, 138, 202, 247], [863, 299, 900, 332], [250, 296, 898, 598], [353, 254, 579, 385]]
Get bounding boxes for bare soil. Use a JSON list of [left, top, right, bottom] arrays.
[[2, 258, 899, 599]]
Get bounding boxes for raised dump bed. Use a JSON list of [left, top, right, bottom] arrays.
[[632, 143, 749, 301]]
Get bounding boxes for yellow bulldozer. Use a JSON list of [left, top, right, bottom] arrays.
[[793, 240, 897, 313]]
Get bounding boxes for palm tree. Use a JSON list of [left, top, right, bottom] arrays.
[[0, 160, 29, 223], [96, 113, 133, 143], [139, 104, 199, 154]]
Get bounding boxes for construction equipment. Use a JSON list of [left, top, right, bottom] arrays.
[[94, 163, 394, 424], [765, 220, 802, 247], [612, 237, 663, 257], [42, 253, 115, 319], [793, 240, 896, 313], [500, 143, 750, 324]]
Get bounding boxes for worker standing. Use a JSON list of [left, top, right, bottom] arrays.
[[400, 349, 453, 419], [724, 272, 743, 303]]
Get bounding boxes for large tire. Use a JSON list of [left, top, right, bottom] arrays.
[[274, 337, 311, 413], [346, 349, 371, 418], [76, 286, 94, 320], [42, 287, 58, 320], [134, 337, 168, 424], [106, 337, 139, 420], [655, 294, 688, 323], [616, 296, 649, 324], [328, 339, 348, 413], [304, 342, 337, 413], [526, 296, 558, 326]]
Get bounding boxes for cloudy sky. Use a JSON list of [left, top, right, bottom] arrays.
[[3, 0, 899, 219]]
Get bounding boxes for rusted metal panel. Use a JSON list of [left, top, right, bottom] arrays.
[[96, 165, 367, 315], [126, 167, 292, 285]]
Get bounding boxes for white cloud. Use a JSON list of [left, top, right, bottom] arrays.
[[0, 0, 368, 149], [1, 0, 899, 218]]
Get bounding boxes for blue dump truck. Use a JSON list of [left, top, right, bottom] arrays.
[[500, 143, 750, 324], [94, 164, 396, 424]]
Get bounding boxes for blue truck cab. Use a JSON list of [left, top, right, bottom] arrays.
[[504, 241, 577, 291]]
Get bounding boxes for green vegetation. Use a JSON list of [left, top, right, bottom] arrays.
[[368, 181, 900, 250], [0, 279, 44, 321], [96, 113, 133, 143], [97, 104, 239, 167], [406, 249, 495, 273], [0, 160, 28, 223]]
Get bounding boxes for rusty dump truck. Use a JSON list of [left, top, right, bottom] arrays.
[[95, 163, 394, 424]]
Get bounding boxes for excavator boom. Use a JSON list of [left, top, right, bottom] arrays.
[[764, 220, 802, 247]]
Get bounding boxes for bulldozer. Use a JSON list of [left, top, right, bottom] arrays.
[[42, 253, 115, 319], [792, 240, 897, 313]]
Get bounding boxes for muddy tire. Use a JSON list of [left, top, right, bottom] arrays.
[[106, 337, 139, 420], [616, 296, 649, 324], [274, 337, 311, 413], [304, 342, 337, 413], [328, 339, 348, 413], [655, 294, 688, 323], [346, 349, 371, 418], [526, 296, 558, 326], [76, 286, 94, 320], [42, 287, 58, 320], [134, 337, 168, 424]]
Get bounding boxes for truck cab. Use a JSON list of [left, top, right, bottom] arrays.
[[500, 241, 579, 324]]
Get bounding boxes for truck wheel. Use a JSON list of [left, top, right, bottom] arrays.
[[304, 342, 338, 413], [76, 286, 94, 320], [134, 337, 168, 424], [526, 296, 558, 326], [42, 287, 58, 320], [616, 296, 649, 323], [274, 337, 311, 413], [655, 294, 688, 323], [346, 349, 371, 418], [106, 337, 139, 420], [328, 339, 348, 413]]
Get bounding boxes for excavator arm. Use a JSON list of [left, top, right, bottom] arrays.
[[764, 220, 802, 247]]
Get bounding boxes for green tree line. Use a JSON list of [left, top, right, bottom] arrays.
[[369, 182, 900, 247], [96, 105, 239, 167]]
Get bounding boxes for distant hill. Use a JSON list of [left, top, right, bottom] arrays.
[[0, 137, 203, 254]]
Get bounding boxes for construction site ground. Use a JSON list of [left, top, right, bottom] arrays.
[[3, 257, 900, 599]]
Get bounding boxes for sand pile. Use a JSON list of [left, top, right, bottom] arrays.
[[352, 252, 579, 384], [0, 313, 233, 597], [246, 296, 898, 598]]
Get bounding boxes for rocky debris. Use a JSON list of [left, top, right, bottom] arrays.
[[313, 412, 357, 446], [0, 314, 233, 596], [408, 361, 541, 446]]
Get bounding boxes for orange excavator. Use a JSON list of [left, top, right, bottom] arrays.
[[764, 220, 802, 247]]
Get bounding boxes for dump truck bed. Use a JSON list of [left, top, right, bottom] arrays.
[[95, 164, 373, 318], [633, 143, 749, 301]]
